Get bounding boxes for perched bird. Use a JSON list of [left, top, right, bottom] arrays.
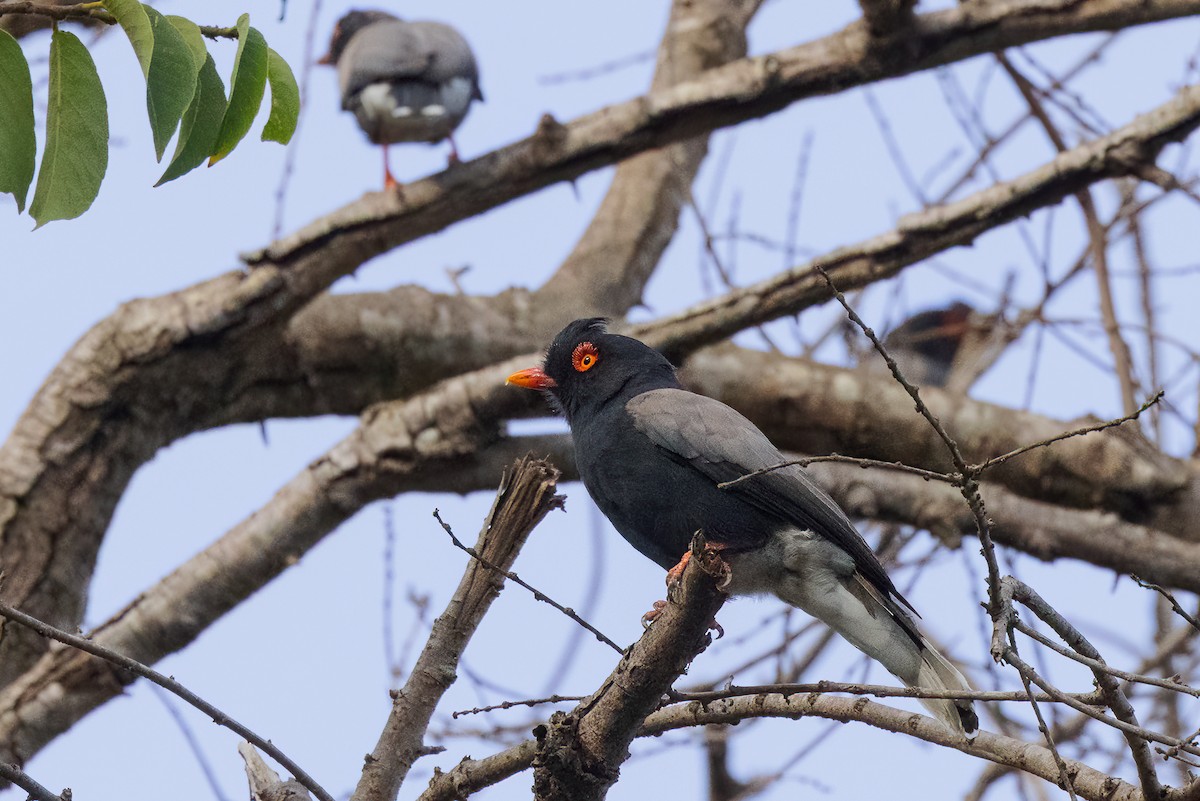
[[320, 10, 483, 188], [508, 319, 978, 736], [882, 301, 975, 388]]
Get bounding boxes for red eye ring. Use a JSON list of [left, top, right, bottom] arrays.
[[572, 342, 599, 372]]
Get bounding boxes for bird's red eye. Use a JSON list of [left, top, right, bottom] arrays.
[[572, 342, 599, 372]]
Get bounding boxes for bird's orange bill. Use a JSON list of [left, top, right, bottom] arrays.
[[506, 367, 557, 389]]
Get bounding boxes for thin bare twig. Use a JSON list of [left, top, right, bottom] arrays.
[[538, 49, 655, 85], [719, 453, 957, 489], [670, 680, 1103, 706], [1013, 620, 1200, 698], [432, 508, 625, 655], [971, 391, 1164, 473], [1132, 576, 1200, 633], [453, 695, 585, 718], [998, 53, 1141, 417], [809, 262, 1004, 609], [997, 577, 1171, 796], [0, 762, 66, 801], [0, 599, 333, 801]]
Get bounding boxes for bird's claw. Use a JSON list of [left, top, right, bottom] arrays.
[[641, 599, 724, 638], [641, 599, 668, 629]]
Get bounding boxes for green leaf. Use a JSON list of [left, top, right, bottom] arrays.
[[262, 47, 299, 145], [103, 0, 154, 76], [164, 15, 206, 72], [157, 53, 225, 186], [29, 29, 108, 227], [143, 6, 197, 160], [209, 15, 268, 165], [0, 30, 36, 212]]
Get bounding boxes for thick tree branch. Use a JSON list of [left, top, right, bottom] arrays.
[[251, 0, 1200, 270], [857, 0, 916, 37], [0, 356, 541, 766], [0, 0, 756, 689], [678, 346, 1191, 533], [639, 79, 1200, 359]]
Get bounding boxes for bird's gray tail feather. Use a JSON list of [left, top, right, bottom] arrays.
[[912, 634, 979, 737], [745, 530, 978, 736], [844, 573, 978, 737]]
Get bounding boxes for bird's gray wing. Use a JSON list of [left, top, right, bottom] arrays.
[[627, 388, 912, 611], [339, 21, 480, 101]]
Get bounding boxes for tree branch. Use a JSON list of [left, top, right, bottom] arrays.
[[351, 456, 563, 801], [531, 534, 728, 801]]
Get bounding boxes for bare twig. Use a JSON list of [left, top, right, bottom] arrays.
[[0, 762, 66, 801], [1133, 576, 1200, 633], [1013, 620, 1200, 698], [971, 391, 1164, 473], [670, 680, 1102, 706], [998, 576, 1175, 795], [997, 53, 1141, 416], [809, 263, 1004, 613], [453, 695, 585, 718], [0, 599, 333, 801], [718, 453, 957, 489], [538, 49, 655, 85], [432, 508, 624, 655]]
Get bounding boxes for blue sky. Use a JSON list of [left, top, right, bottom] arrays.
[[2, 1, 1199, 799]]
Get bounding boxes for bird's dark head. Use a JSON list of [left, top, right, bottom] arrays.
[[506, 319, 679, 425], [319, 10, 398, 65]]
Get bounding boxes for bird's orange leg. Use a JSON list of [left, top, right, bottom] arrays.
[[382, 144, 398, 190], [641, 542, 732, 636]]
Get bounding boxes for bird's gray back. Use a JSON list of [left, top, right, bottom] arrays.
[[627, 388, 908, 607], [338, 20, 479, 101]]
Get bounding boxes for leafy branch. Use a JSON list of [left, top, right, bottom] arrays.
[[0, 2, 298, 225]]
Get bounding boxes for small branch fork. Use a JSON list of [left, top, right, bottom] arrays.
[[993, 576, 1166, 799]]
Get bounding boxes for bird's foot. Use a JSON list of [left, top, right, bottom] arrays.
[[666, 544, 733, 592], [644, 544, 731, 637], [640, 599, 723, 638], [664, 550, 692, 586]]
